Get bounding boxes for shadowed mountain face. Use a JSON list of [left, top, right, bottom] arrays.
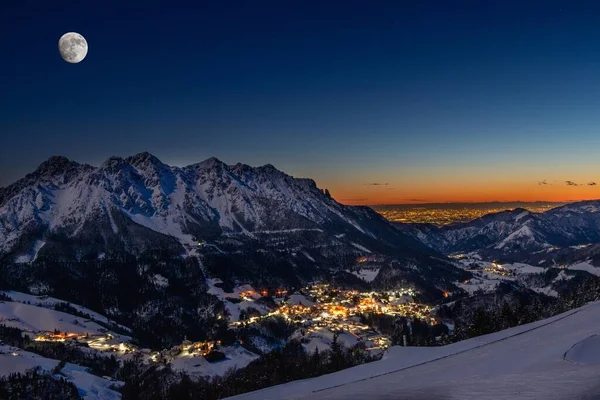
[[0, 153, 468, 300]]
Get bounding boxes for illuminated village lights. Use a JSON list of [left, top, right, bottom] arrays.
[[240, 290, 258, 301], [34, 332, 81, 342], [31, 331, 141, 355], [182, 340, 217, 357], [230, 283, 438, 349]]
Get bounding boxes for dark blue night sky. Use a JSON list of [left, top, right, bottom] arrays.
[[2, 0, 600, 203]]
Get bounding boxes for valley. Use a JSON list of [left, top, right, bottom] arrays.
[[1, 154, 600, 399], [223, 283, 435, 353], [372, 202, 564, 225]]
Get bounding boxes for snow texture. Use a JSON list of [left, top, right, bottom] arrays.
[[0, 345, 122, 400], [567, 261, 600, 276], [0, 153, 374, 257], [287, 294, 315, 307], [564, 335, 600, 365], [206, 280, 270, 322], [349, 268, 380, 283], [227, 301, 600, 400], [299, 328, 359, 355], [1, 290, 132, 334], [170, 343, 259, 378], [0, 298, 130, 341]]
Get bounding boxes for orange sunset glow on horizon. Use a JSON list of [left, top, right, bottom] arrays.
[[299, 155, 600, 207], [326, 180, 600, 206]]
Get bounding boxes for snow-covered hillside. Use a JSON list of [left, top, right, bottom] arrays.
[[0, 301, 130, 341], [0, 292, 261, 383], [400, 202, 600, 259], [0, 345, 122, 400], [1, 290, 132, 334], [228, 301, 600, 400], [170, 343, 259, 378], [451, 257, 565, 297], [206, 279, 271, 322]]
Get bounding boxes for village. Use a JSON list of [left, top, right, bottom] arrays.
[[231, 283, 437, 352], [33, 331, 137, 354], [32, 328, 226, 367], [21, 282, 438, 364]]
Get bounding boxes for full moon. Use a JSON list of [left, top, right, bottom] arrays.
[[58, 32, 88, 64]]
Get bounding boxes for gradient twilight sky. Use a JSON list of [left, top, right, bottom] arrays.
[[2, 1, 600, 204]]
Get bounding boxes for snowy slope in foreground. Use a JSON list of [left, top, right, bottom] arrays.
[[228, 301, 600, 400], [0, 345, 122, 400], [0, 301, 130, 341]]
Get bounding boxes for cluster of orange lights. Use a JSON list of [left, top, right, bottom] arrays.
[[34, 332, 81, 342], [233, 284, 437, 332], [326, 305, 347, 316], [184, 340, 221, 357], [358, 298, 377, 307], [239, 290, 258, 301], [259, 288, 288, 297], [277, 304, 312, 316]]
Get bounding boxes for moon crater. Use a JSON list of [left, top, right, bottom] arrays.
[[58, 32, 88, 64]]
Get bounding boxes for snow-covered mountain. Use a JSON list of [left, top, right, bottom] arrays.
[[398, 202, 600, 260], [0, 153, 468, 300], [0, 153, 406, 256]]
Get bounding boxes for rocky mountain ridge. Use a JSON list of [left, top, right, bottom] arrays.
[[0, 153, 468, 298]]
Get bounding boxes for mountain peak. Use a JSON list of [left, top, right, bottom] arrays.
[[195, 156, 227, 170], [35, 156, 79, 176], [257, 163, 285, 176], [100, 156, 129, 173], [127, 152, 162, 164], [37, 155, 72, 168], [126, 152, 166, 171]]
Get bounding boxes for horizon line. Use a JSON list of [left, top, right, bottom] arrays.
[[362, 200, 589, 207]]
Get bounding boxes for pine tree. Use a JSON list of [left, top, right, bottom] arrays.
[[349, 342, 369, 365], [329, 333, 345, 371], [438, 332, 451, 345], [391, 321, 404, 345], [500, 302, 517, 329], [467, 307, 494, 338], [309, 348, 323, 377]]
